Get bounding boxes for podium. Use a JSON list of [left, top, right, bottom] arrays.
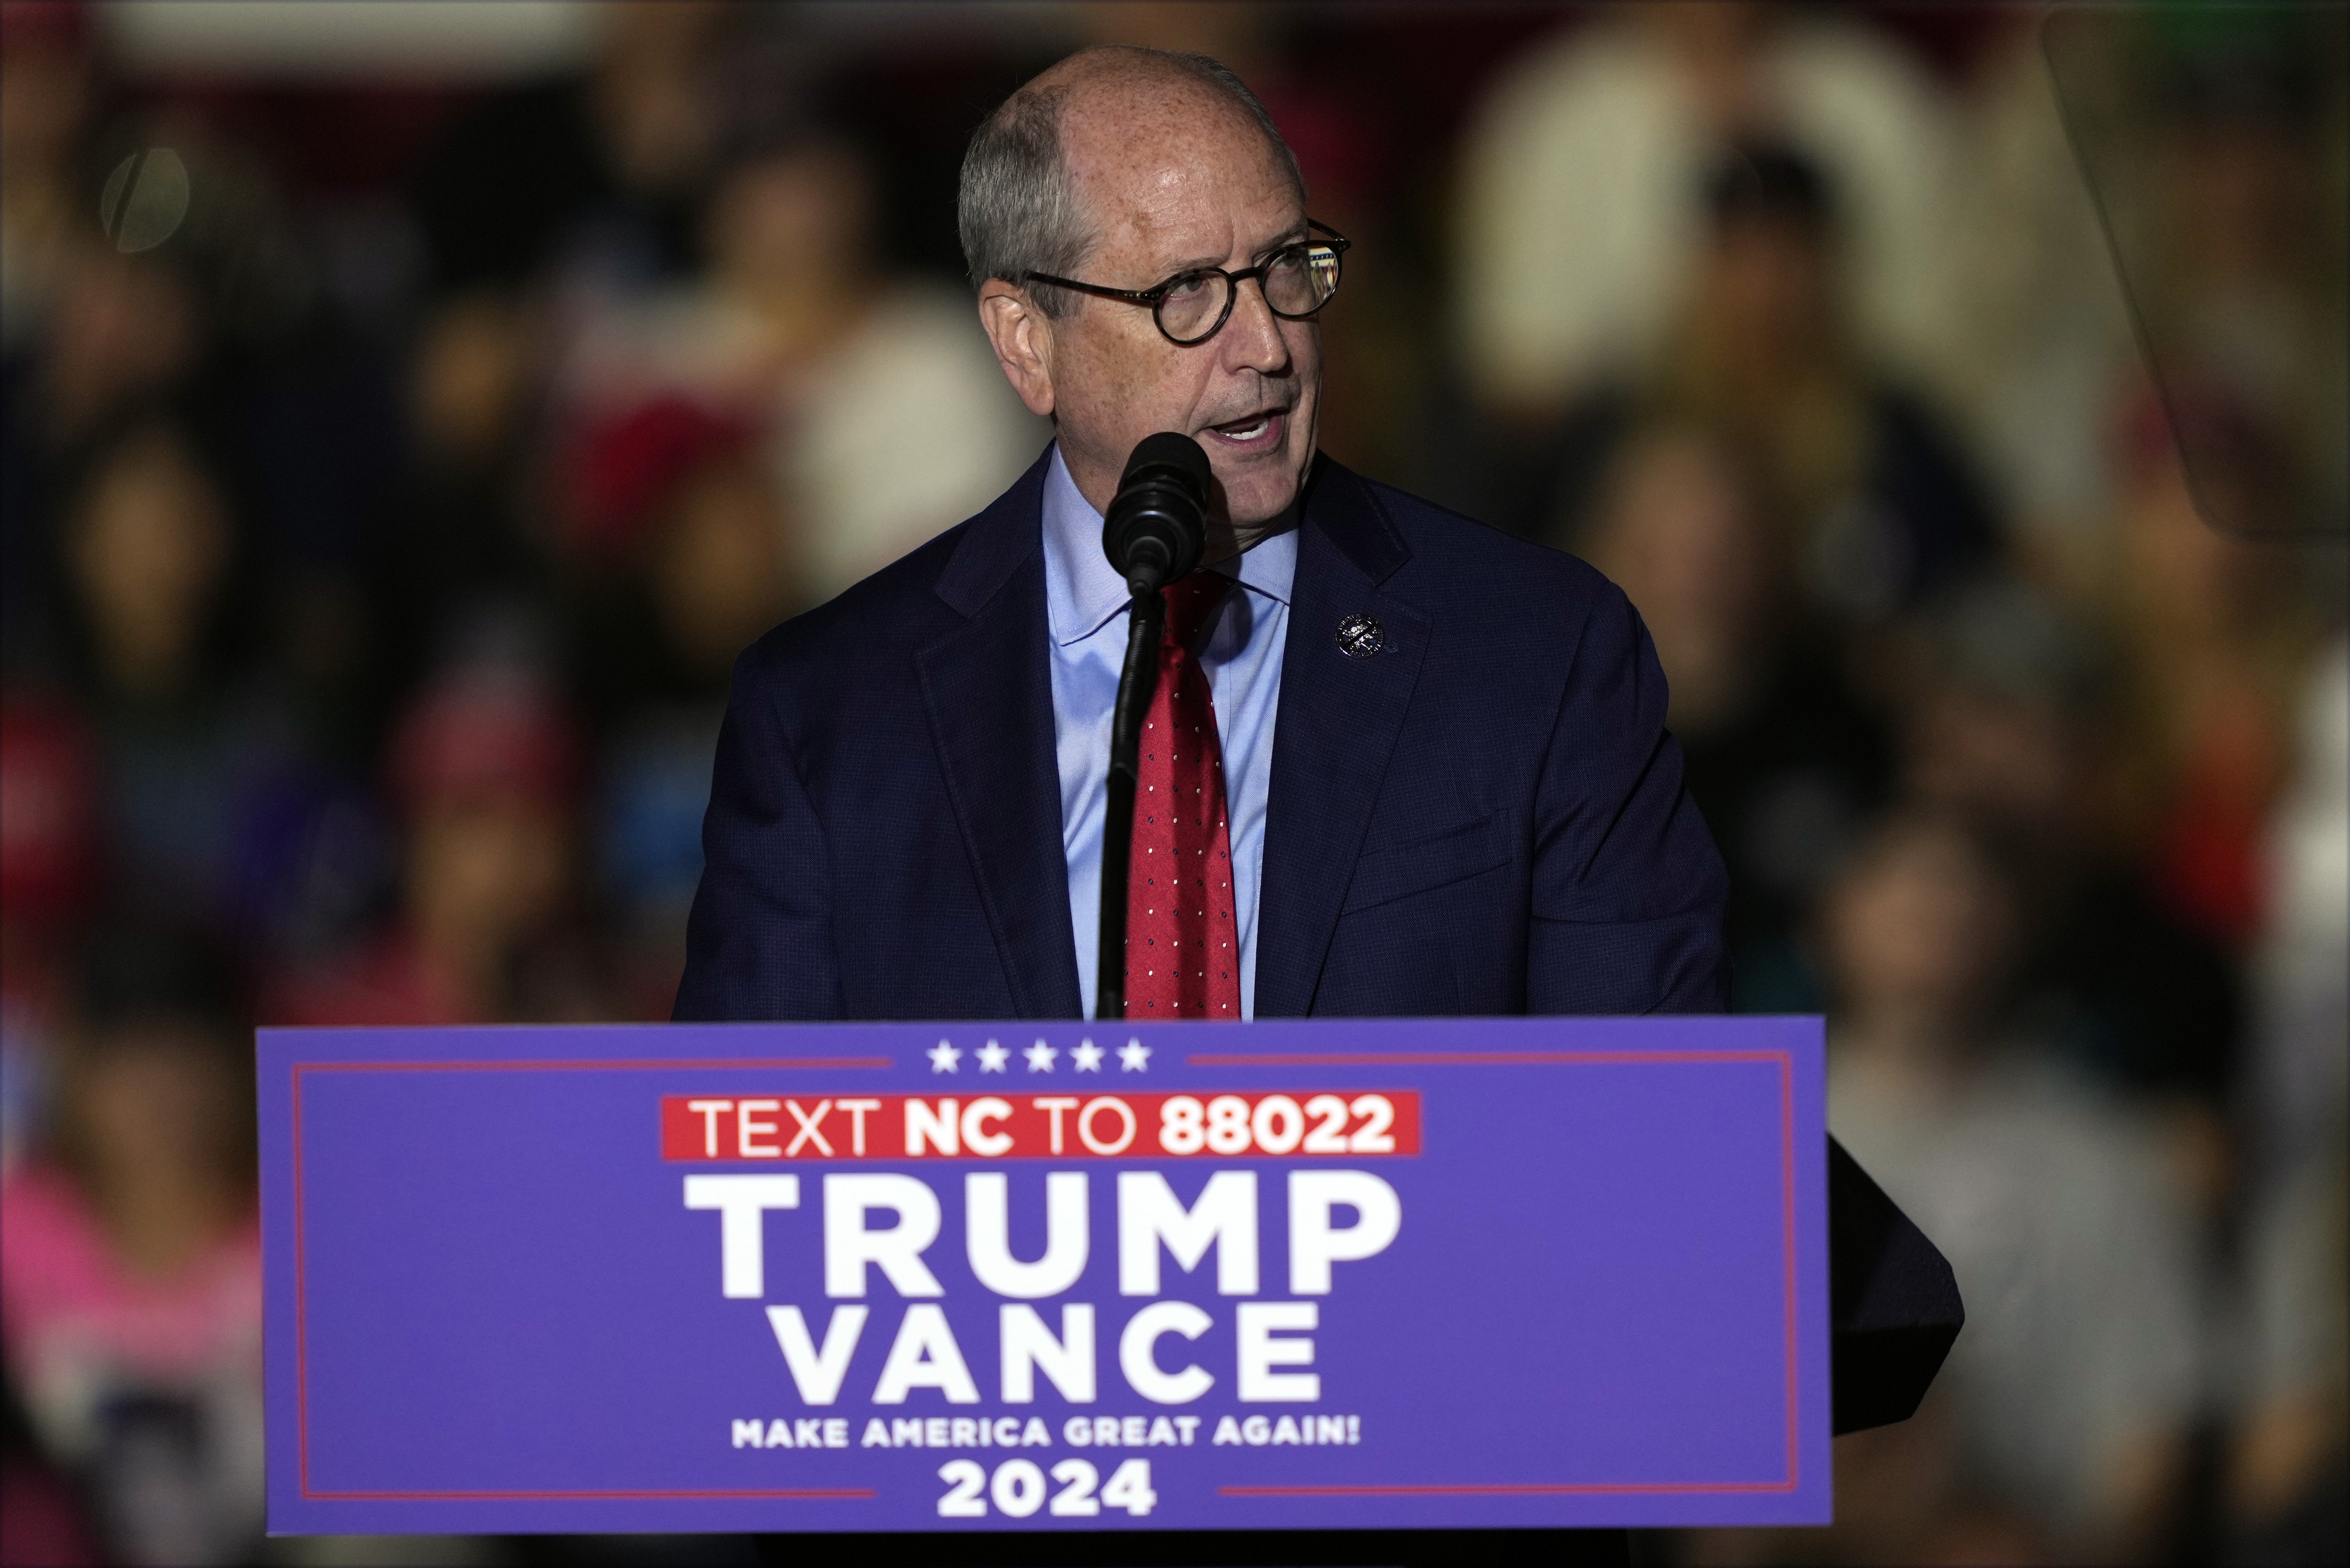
[[259, 1015, 1956, 1550]]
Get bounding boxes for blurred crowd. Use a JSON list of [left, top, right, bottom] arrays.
[[0, 3, 2342, 1565]]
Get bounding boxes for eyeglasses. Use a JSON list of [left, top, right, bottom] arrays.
[[1025, 221, 1351, 346]]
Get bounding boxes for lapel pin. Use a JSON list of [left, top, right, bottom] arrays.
[[1335, 613, 1385, 659]]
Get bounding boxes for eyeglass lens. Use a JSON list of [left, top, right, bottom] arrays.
[[1158, 242, 1343, 343]]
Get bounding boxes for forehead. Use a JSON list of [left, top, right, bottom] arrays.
[[1056, 72, 1301, 263]]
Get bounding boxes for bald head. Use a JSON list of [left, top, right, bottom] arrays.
[[964, 47, 1325, 545], [959, 45, 1301, 313]]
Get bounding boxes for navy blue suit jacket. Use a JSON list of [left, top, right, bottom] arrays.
[[676, 450, 1730, 1022]]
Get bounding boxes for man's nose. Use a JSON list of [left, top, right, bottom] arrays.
[[1219, 276, 1290, 374]]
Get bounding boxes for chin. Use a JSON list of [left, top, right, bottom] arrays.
[[1220, 487, 1287, 530], [1216, 454, 1311, 531]]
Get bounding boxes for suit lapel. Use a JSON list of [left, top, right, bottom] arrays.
[[1256, 460, 1430, 1017], [916, 452, 1085, 1019]]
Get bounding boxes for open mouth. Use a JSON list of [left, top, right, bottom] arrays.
[[1201, 409, 1287, 451]]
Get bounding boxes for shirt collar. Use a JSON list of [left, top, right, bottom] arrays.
[[1041, 443, 1299, 648]]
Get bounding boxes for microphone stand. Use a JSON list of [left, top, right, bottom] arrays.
[[1096, 578, 1164, 1021], [1092, 430, 1208, 1022]]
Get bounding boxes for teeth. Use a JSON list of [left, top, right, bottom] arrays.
[[1218, 417, 1271, 440]]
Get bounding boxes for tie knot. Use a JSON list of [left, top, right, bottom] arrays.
[[1160, 572, 1230, 648]]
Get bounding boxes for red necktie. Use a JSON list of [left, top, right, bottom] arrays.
[[1124, 573, 1242, 1019]]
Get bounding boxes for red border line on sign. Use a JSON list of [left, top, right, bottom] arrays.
[[1221, 1481, 1794, 1496], [291, 1063, 312, 1500], [1780, 1047, 1799, 1491], [289, 1057, 887, 1504], [297, 1057, 894, 1073], [290, 1046, 1805, 1505], [304, 1489, 873, 1502], [1190, 1047, 1803, 1500], [1184, 1050, 1781, 1066]]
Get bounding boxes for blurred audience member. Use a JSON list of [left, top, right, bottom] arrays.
[[0, 927, 262, 1566], [0, 693, 100, 959], [408, 289, 543, 525], [2233, 1143, 2350, 1568], [1, 1371, 103, 1568], [59, 422, 239, 703], [2227, 635, 2348, 1566], [0, 0, 105, 675], [561, 392, 763, 584], [0, 1002, 52, 1188], [412, 0, 740, 299], [1908, 580, 2243, 1119], [1943, 14, 2140, 593], [565, 400, 792, 1016], [1537, 142, 1997, 632], [0, 694, 102, 1178], [390, 0, 755, 711], [2104, 387, 2323, 954], [1575, 421, 1889, 1003], [271, 663, 599, 1027], [374, 287, 558, 710], [29, 249, 203, 462], [1455, 2, 1961, 429], [0, 0, 100, 354], [2244, 636, 2350, 1187], [2, 249, 209, 695], [561, 133, 1045, 603], [1825, 812, 2204, 1561], [47, 419, 332, 945], [2141, 8, 2348, 539], [1953, 6, 2346, 588], [38, 415, 374, 968]]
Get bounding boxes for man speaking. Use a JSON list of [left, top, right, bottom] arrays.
[[675, 45, 1727, 1024]]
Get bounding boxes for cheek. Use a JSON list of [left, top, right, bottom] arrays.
[[1282, 331, 1325, 451], [1090, 330, 1184, 408], [1064, 331, 1203, 446], [1286, 323, 1324, 385]]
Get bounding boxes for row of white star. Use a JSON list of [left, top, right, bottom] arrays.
[[926, 1039, 1150, 1074]]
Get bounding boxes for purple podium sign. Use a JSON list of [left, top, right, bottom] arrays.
[[259, 1016, 1829, 1536]]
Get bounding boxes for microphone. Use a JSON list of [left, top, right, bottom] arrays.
[[1094, 432, 1211, 1020], [1102, 432, 1210, 598]]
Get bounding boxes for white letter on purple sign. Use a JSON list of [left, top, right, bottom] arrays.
[[1236, 1301, 1319, 1401], [683, 1175, 800, 1299], [1118, 1302, 1215, 1404], [872, 1304, 981, 1404], [1117, 1172, 1257, 1297], [764, 1305, 869, 1404], [967, 1172, 1088, 1298], [825, 1175, 944, 1298], [1287, 1171, 1401, 1295], [1000, 1303, 1096, 1404]]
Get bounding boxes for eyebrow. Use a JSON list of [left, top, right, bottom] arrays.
[[1150, 226, 1312, 281]]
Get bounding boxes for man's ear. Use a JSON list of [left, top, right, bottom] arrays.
[[978, 281, 1057, 418]]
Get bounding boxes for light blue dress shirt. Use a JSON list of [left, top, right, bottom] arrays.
[[1042, 445, 1294, 1020]]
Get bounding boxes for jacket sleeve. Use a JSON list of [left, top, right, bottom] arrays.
[[672, 646, 846, 1021], [1524, 581, 1731, 1014]]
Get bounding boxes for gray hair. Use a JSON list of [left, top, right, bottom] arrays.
[[957, 47, 1302, 318]]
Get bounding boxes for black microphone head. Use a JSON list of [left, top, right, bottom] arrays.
[[1119, 431, 1212, 501], [1104, 431, 1210, 594]]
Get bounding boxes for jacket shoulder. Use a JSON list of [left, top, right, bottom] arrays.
[[743, 520, 970, 676], [738, 445, 1050, 688]]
